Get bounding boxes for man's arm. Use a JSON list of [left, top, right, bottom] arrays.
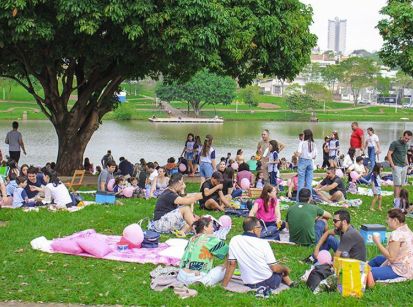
[[175, 193, 203, 206], [5, 133, 9, 145], [387, 149, 395, 169], [322, 182, 338, 192], [314, 229, 335, 258], [278, 141, 286, 152], [203, 184, 223, 197], [19, 135, 26, 155], [321, 210, 332, 220], [222, 259, 237, 287], [269, 263, 290, 275]]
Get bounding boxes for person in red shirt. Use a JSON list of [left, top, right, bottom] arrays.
[[350, 122, 364, 156]]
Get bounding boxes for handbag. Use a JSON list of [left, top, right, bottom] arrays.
[[334, 257, 370, 298]]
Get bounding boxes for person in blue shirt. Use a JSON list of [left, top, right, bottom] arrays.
[[24, 166, 45, 199], [13, 176, 37, 208]]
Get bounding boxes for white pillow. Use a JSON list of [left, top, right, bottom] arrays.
[[164, 238, 188, 248]]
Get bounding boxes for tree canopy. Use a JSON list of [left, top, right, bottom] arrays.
[[156, 69, 237, 116], [378, 0, 413, 77], [338, 57, 379, 106], [0, 0, 316, 174]]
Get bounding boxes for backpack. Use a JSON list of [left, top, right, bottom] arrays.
[[306, 264, 334, 291]]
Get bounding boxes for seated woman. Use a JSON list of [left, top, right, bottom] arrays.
[[43, 169, 74, 208], [348, 156, 370, 184], [367, 209, 413, 287], [217, 161, 241, 198], [249, 184, 285, 240], [83, 157, 94, 174], [342, 148, 356, 171], [235, 149, 245, 165], [20, 164, 29, 177], [236, 163, 254, 188], [177, 217, 228, 286], [287, 174, 298, 199], [154, 167, 169, 197]]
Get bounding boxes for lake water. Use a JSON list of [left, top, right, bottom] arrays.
[[0, 120, 412, 167]]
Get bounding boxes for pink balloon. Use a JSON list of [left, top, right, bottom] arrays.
[[350, 171, 359, 182], [335, 169, 344, 178], [317, 250, 332, 265], [219, 215, 232, 228], [179, 163, 187, 172], [122, 186, 135, 198], [240, 178, 250, 190], [107, 178, 115, 192], [123, 224, 144, 246], [231, 162, 239, 170]]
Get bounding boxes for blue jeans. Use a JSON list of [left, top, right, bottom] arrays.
[[369, 255, 401, 281], [314, 220, 339, 252], [246, 272, 282, 290], [269, 171, 278, 186], [297, 158, 314, 201], [368, 146, 376, 170], [199, 162, 213, 178]]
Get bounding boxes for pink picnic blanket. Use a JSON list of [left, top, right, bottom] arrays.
[[51, 229, 180, 266]]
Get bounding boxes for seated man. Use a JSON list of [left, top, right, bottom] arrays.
[[314, 209, 366, 262], [314, 167, 346, 203], [286, 188, 338, 252], [199, 171, 227, 211], [97, 160, 116, 192], [222, 217, 294, 292], [153, 173, 202, 235], [24, 166, 46, 199]]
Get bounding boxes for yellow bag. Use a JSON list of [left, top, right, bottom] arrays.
[[334, 257, 370, 298]]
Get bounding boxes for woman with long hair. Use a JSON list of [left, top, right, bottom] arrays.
[[297, 129, 317, 199], [368, 209, 413, 287], [181, 133, 196, 176], [177, 217, 228, 286], [43, 169, 74, 208], [249, 184, 285, 240], [199, 135, 216, 185]]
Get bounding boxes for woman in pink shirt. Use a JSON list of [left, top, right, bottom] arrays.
[[249, 184, 284, 229]]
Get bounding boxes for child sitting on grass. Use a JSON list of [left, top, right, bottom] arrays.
[[255, 170, 265, 189], [12, 176, 38, 208], [400, 189, 413, 213], [113, 176, 126, 197], [370, 164, 382, 211]]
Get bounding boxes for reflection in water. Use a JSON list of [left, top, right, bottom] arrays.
[[0, 120, 411, 166]]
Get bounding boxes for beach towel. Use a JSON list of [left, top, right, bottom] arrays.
[[376, 277, 409, 284], [225, 275, 290, 294], [278, 196, 362, 208], [31, 229, 181, 266], [350, 187, 393, 197]]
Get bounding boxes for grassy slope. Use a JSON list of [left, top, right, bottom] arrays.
[[0, 181, 412, 306], [2, 81, 413, 121]]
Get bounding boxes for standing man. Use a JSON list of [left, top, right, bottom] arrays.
[[387, 130, 413, 208], [5, 121, 26, 163], [101, 150, 114, 169], [350, 122, 364, 156], [256, 129, 284, 180]]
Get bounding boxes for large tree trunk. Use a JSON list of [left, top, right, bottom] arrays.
[[54, 111, 100, 175]]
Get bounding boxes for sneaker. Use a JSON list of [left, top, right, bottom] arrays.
[[263, 287, 272, 298], [302, 255, 316, 264], [255, 286, 266, 298]]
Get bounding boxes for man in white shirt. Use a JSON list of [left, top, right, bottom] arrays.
[[222, 217, 294, 291]]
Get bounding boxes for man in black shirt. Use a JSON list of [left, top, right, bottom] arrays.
[[118, 157, 134, 176], [199, 171, 226, 211], [314, 210, 366, 261], [314, 167, 346, 203], [153, 173, 202, 235]]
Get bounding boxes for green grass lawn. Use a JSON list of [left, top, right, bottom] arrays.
[[2, 81, 413, 122], [1, 182, 412, 306]]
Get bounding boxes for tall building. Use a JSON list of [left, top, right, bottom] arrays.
[[327, 17, 347, 54]]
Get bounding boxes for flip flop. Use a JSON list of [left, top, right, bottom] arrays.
[[173, 286, 197, 299]]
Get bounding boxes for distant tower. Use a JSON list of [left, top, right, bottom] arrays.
[[327, 17, 347, 54]]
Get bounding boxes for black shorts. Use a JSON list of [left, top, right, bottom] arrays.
[[9, 151, 21, 163], [199, 194, 220, 209]]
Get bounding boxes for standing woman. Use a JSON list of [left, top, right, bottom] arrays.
[[364, 127, 381, 171], [181, 133, 196, 176], [297, 129, 317, 198], [199, 135, 216, 185], [192, 135, 202, 176], [328, 131, 340, 168]]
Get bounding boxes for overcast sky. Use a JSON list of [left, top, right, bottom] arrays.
[[301, 0, 387, 53]]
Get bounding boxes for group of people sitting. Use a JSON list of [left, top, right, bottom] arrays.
[[151, 174, 413, 293], [0, 163, 75, 209]]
